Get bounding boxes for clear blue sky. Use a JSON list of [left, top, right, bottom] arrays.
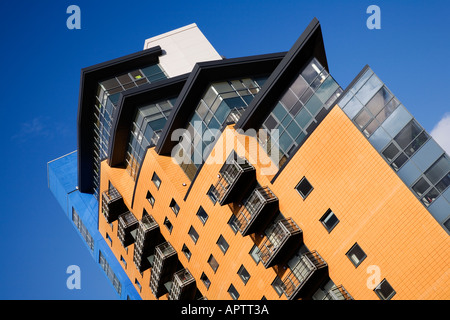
[[0, 0, 448, 299]]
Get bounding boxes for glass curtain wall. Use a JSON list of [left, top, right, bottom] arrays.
[[92, 64, 167, 198]]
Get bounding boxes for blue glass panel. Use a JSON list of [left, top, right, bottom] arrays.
[[355, 74, 383, 105], [272, 102, 288, 122], [316, 76, 339, 103], [294, 107, 312, 128], [304, 94, 323, 116]]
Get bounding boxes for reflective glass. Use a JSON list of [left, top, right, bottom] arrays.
[[412, 177, 431, 196], [425, 156, 450, 184], [394, 120, 422, 149], [356, 74, 383, 105], [382, 143, 400, 162], [366, 86, 393, 116], [355, 109, 372, 129], [343, 96, 364, 119]]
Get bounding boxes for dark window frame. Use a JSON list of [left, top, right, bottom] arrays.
[[319, 208, 340, 233], [152, 172, 161, 190], [374, 278, 396, 300], [346, 243, 367, 268], [295, 176, 314, 200]]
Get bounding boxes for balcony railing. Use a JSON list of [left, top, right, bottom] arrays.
[[258, 218, 303, 268], [235, 186, 279, 236], [117, 211, 138, 247], [168, 268, 197, 300], [133, 214, 160, 273], [322, 285, 353, 300], [281, 250, 328, 300], [150, 241, 179, 298], [211, 153, 256, 205], [101, 186, 128, 223]]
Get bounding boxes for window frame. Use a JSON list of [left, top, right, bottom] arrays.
[[237, 265, 250, 285], [295, 176, 314, 200], [227, 284, 240, 300], [216, 235, 229, 254], [152, 172, 161, 190], [346, 243, 367, 268], [188, 226, 199, 244], [319, 208, 340, 233], [170, 198, 180, 216], [196, 206, 209, 225], [374, 278, 396, 300]]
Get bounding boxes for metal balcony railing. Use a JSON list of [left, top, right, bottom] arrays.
[[101, 186, 128, 223], [281, 250, 328, 300], [117, 211, 138, 247], [235, 186, 278, 236], [150, 241, 178, 298], [258, 218, 302, 268], [133, 214, 160, 273], [211, 154, 256, 205], [323, 285, 353, 300], [168, 268, 196, 300]]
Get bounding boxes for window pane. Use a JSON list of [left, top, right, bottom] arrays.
[[354, 109, 372, 129], [412, 177, 431, 197], [374, 279, 396, 300], [346, 243, 367, 267], [436, 173, 450, 193], [391, 153, 408, 171], [394, 120, 422, 149], [425, 156, 450, 185], [280, 89, 298, 110], [296, 177, 313, 199], [422, 188, 439, 207], [294, 107, 313, 128], [290, 75, 309, 98], [356, 74, 383, 105], [382, 143, 400, 162], [366, 86, 393, 116]]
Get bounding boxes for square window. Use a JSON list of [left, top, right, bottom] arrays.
[[201, 272, 211, 289], [319, 209, 339, 233], [146, 191, 155, 207], [188, 226, 199, 244], [152, 172, 161, 189], [228, 284, 240, 300], [216, 235, 229, 254], [374, 279, 396, 300], [346, 243, 367, 267], [207, 185, 218, 204], [249, 245, 261, 265], [271, 276, 284, 297], [170, 199, 180, 216], [237, 265, 250, 284], [164, 217, 173, 233], [228, 214, 239, 234], [208, 254, 219, 273], [295, 176, 314, 199], [182, 244, 191, 261], [196, 206, 209, 225]]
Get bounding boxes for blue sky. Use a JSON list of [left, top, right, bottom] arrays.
[[0, 0, 448, 299]]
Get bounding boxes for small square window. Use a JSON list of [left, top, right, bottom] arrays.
[[216, 235, 229, 254], [237, 265, 250, 284], [152, 172, 161, 189], [374, 279, 396, 300], [319, 209, 339, 233], [228, 214, 239, 234], [228, 284, 240, 300], [170, 199, 180, 216], [346, 243, 367, 267], [188, 226, 199, 244], [201, 272, 211, 289], [207, 185, 218, 204], [249, 245, 261, 265], [163, 217, 173, 233], [208, 254, 219, 273], [271, 276, 284, 297], [295, 176, 313, 199], [182, 244, 191, 261], [146, 191, 155, 207], [196, 206, 209, 225]]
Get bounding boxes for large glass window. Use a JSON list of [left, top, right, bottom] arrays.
[[174, 76, 267, 180], [259, 57, 342, 168], [92, 63, 168, 198]]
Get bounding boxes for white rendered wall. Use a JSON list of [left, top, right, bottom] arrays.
[[144, 23, 222, 78]]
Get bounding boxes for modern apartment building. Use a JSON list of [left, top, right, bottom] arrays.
[[47, 19, 450, 300]]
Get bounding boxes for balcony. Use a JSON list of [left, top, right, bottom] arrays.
[[281, 250, 328, 300], [133, 213, 161, 273], [322, 284, 353, 300], [101, 186, 128, 223], [235, 186, 279, 236], [117, 211, 138, 247], [168, 268, 197, 300], [258, 218, 303, 268], [150, 241, 179, 298], [211, 153, 256, 205]]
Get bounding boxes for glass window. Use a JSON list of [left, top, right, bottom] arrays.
[[237, 265, 250, 284], [207, 185, 218, 204], [346, 243, 367, 267], [436, 173, 450, 193], [412, 177, 431, 197], [182, 244, 191, 261], [404, 131, 428, 157], [196, 206, 209, 225], [354, 109, 372, 129], [152, 172, 161, 189], [228, 284, 240, 300], [366, 86, 393, 116], [422, 188, 439, 207], [294, 107, 313, 128], [271, 276, 284, 297], [201, 272, 211, 289], [342, 96, 364, 119], [391, 153, 408, 171], [304, 94, 323, 116], [228, 214, 239, 234], [216, 235, 229, 254], [296, 176, 314, 199], [374, 279, 396, 300], [290, 75, 309, 99], [208, 254, 219, 273], [320, 209, 339, 233], [169, 199, 180, 216], [163, 217, 173, 233], [280, 89, 298, 110], [188, 226, 199, 244], [355, 74, 383, 105], [394, 120, 422, 149], [425, 156, 450, 185], [146, 191, 155, 207], [249, 245, 261, 265], [382, 143, 400, 162], [315, 76, 339, 103]]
